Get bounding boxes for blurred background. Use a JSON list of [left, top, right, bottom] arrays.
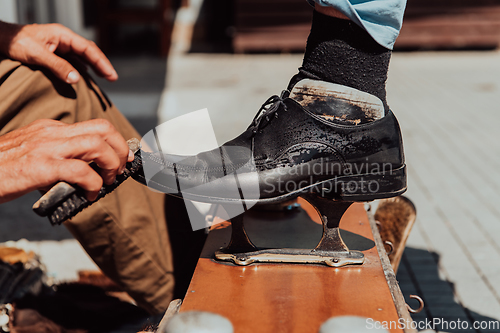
[[2, 0, 500, 332]]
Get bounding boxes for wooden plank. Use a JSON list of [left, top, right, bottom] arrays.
[[397, 20, 500, 48], [396, 3, 500, 48], [232, 0, 500, 50], [233, 0, 311, 53], [235, 0, 312, 13], [179, 201, 410, 332], [368, 204, 416, 329], [233, 36, 307, 54]]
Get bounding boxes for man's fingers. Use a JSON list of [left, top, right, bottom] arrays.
[[23, 119, 129, 176], [61, 120, 130, 170], [29, 44, 80, 83], [4, 23, 116, 84], [59, 135, 123, 185], [62, 32, 118, 81], [56, 159, 102, 201]]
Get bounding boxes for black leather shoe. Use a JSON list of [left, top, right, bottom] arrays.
[[135, 79, 406, 204]]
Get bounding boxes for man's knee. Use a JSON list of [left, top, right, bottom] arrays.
[[0, 58, 128, 137]]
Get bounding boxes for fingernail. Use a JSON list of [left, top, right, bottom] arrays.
[[107, 69, 118, 81], [66, 71, 80, 84], [128, 149, 134, 161], [87, 192, 98, 202], [118, 167, 125, 175]]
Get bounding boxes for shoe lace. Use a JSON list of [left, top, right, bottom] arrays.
[[249, 90, 289, 135]]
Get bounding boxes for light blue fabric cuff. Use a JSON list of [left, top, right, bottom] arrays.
[[310, 0, 407, 50]]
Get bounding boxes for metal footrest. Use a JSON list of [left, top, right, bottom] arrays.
[[213, 193, 365, 267], [215, 248, 364, 267]]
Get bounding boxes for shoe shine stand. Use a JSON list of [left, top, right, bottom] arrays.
[[214, 193, 364, 267], [163, 195, 419, 333]]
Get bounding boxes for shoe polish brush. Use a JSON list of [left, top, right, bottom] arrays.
[[32, 138, 144, 225]]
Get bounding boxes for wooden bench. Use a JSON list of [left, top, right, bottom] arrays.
[[158, 196, 419, 332]]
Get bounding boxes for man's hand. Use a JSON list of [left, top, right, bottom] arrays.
[[0, 21, 118, 84], [0, 119, 134, 203]]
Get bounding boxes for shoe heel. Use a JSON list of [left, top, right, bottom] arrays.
[[314, 165, 407, 202]]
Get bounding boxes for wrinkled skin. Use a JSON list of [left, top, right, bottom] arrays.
[[0, 21, 118, 83], [0, 22, 131, 203], [0, 119, 134, 203]]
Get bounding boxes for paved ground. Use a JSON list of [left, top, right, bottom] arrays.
[[388, 52, 500, 333]]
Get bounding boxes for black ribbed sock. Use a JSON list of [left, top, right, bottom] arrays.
[[289, 10, 392, 111]]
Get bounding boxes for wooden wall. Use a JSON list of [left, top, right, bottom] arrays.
[[232, 0, 500, 52]]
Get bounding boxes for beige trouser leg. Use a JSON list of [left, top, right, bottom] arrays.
[[0, 58, 174, 314]]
